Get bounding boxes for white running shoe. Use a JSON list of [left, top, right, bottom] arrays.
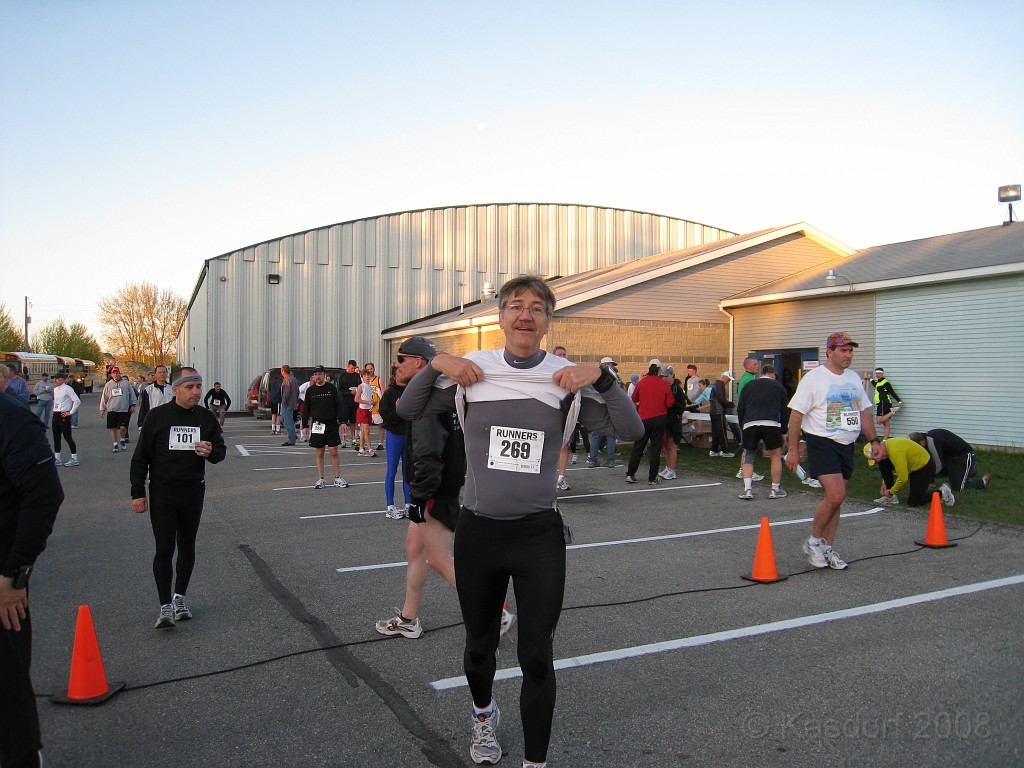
[[872, 494, 899, 506], [661, 469, 677, 480], [65, 457, 80, 467], [719, 451, 736, 458], [470, 703, 502, 765], [385, 505, 405, 520], [803, 540, 827, 569], [334, 478, 348, 488], [314, 479, 325, 489], [939, 483, 955, 507], [499, 609, 516, 636], [803, 478, 823, 488], [768, 488, 788, 499], [738, 488, 754, 500], [54, 455, 63, 466], [735, 469, 765, 481], [824, 547, 849, 570], [556, 475, 570, 491], [709, 451, 720, 457], [570, 454, 578, 464], [375, 612, 423, 638]]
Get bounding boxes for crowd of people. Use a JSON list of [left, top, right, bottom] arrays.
[[1, 292, 998, 768]]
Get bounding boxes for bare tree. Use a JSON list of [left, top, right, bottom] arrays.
[[97, 283, 187, 367], [0, 303, 22, 351], [32, 317, 102, 362]]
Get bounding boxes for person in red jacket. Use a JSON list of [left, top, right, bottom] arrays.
[[625, 359, 675, 485]]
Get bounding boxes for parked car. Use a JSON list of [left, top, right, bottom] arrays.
[[247, 367, 343, 419]]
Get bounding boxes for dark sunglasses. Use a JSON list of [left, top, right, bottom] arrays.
[[396, 355, 422, 363]]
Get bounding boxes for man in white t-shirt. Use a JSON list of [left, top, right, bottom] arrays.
[[786, 332, 879, 571]]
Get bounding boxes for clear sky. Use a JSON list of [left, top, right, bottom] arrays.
[[2, 1, 1021, 343]]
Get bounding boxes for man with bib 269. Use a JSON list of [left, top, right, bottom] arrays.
[[130, 367, 225, 629], [786, 332, 880, 571], [398, 275, 643, 768]]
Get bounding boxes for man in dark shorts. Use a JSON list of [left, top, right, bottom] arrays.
[[304, 366, 348, 489], [736, 364, 790, 500], [786, 332, 879, 570], [99, 366, 137, 452], [338, 360, 361, 448]]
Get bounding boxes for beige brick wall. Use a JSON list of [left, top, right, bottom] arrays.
[[391, 318, 729, 382]]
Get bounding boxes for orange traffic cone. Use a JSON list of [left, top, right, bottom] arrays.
[[742, 517, 788, 583], [52, 605, 125, 705], [915, 492, 958, 549]]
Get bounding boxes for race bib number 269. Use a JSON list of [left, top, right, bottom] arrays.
[[488, 426, 544, 474]]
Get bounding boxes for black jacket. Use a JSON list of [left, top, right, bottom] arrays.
[[404, 386, 465, 505], [0, 391, 63, 576]]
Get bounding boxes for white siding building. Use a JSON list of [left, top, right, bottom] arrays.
[[177, 203, 736, 407]]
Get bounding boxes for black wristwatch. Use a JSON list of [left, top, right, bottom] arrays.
[[870, 437, 883, 444], [10, 565, 32, 589]]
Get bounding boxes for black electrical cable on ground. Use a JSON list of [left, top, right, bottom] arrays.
[[38, 523, 986, 699]]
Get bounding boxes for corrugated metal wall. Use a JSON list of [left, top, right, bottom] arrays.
[[874, 275, 1024, 448], [179, 203, 735, 410]]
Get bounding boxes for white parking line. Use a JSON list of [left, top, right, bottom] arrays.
[[333, 509, 884, 573], [430, 573, 1024, 690]]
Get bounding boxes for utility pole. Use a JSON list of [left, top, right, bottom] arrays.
[[23, 296, 31, 353]]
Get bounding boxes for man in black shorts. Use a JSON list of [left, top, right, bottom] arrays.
[[736, 363, 789, 500], [338, 360, 361, 448], [99, 366, 137, 452], [305, 366, 348, 489]]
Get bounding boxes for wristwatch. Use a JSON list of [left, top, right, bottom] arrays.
[[8, 565, 32, 589], [870, 437, 883, 444]]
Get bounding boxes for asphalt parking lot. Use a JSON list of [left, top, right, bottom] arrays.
[[30, 404, 1024, 767]]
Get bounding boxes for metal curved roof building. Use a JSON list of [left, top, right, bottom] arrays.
[[177, 202, 736, 407]]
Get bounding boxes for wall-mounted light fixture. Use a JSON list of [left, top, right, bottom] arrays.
[[267, 274, 281, 285], [481, 281, 496, 301], [824, 269, 853, 291]]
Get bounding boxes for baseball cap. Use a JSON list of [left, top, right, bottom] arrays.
[[110, 366, 120, 373], [600, 356, 616, 365], [648, 358, 661, 367], [721, 370, 735, 380], [398, 336, 437, 360], [54, 371, 67, 379], [660, 365, 674, 377], [312, 365, 326, 373], [863, 442, 877, 466], [826, 332, 859, 349]]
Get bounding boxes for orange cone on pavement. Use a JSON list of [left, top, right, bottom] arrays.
[[52, 605, 125, 705], [915, 492, 958, 549], [742, 517, 788, 583]]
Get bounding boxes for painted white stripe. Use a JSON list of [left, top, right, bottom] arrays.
[[333, 509, 884, 572], [235, 445, 250, 457], [303, 509, 391, 520], [275, 481, 384, 491], [430, 574, 1024, 690]]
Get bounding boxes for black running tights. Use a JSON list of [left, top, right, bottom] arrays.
[[454, 507, 566, 765], [149, 483, 205, 605]]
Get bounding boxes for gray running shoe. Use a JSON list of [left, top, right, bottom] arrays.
[[470, 703, 502, 765], [556, 475, 570, 491], [172, 594, 192, 621], [54, 455, 63, 466], [65, 457, 80, 467], [603, 459, 617, 468], [738, 488, 754, 500], [625, 475, 637, 484], [155, 604, 175, 629], [768, 488, 789, 499]]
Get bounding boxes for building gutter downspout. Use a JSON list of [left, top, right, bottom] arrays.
[[719, 303, 735, 399]]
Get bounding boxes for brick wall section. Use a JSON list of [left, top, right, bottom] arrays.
[[394, 318, 729, 380]]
